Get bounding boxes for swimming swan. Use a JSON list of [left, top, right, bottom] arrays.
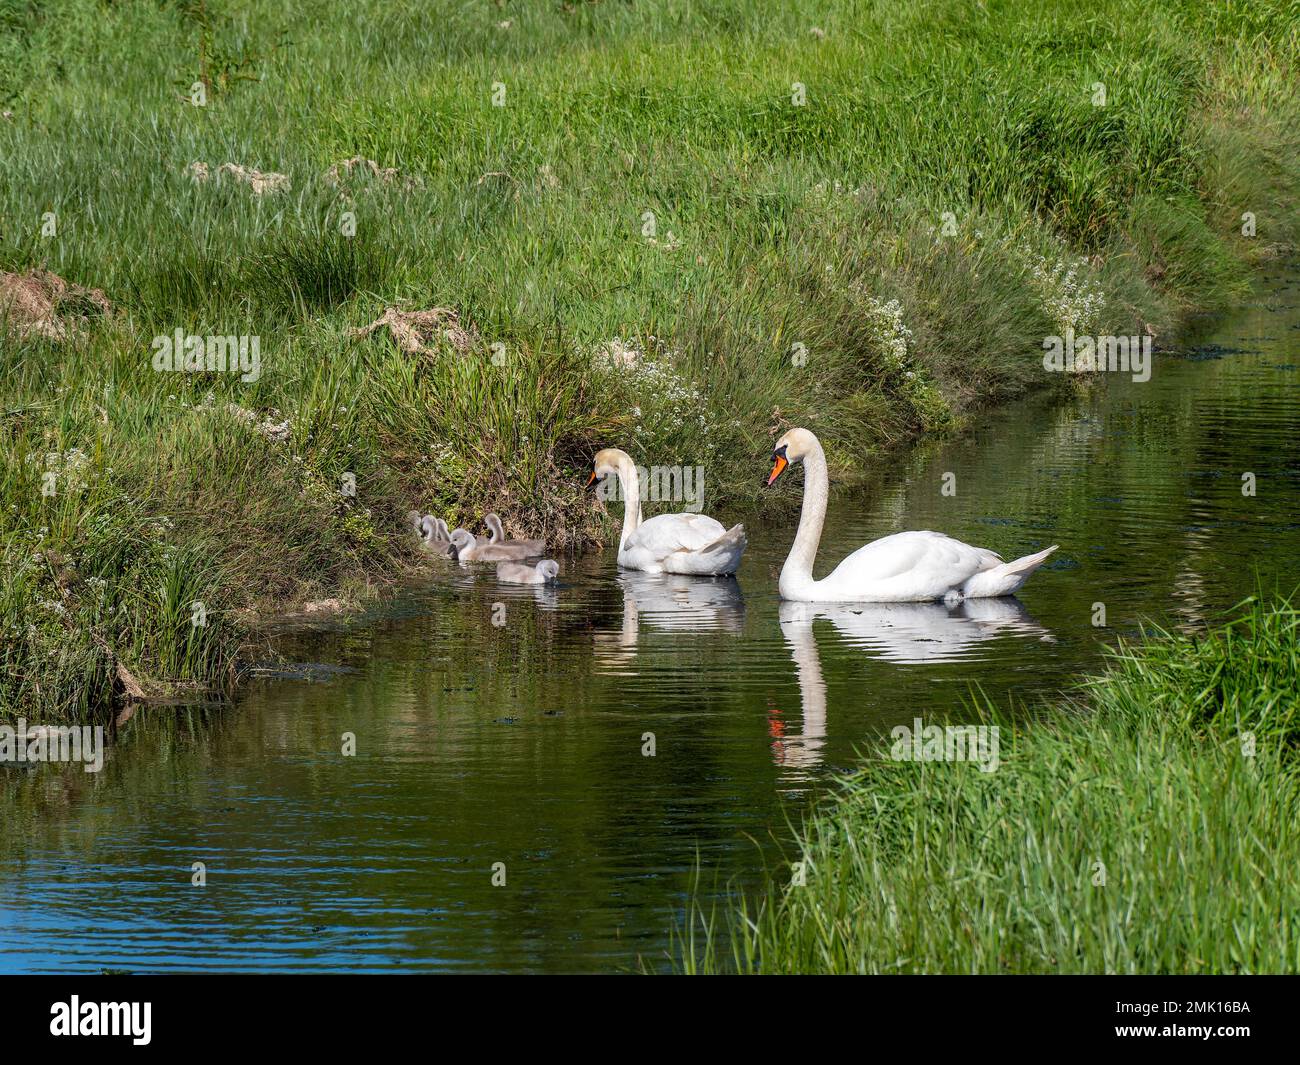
[[449, 528, 537, 563], [419, 515, 444, 542], [587, 448, 746, 575], [415, 516, 460, 556], [496, 559, 560, 584], [484, 512, 545, 555], [766, 428, 1057, 602]]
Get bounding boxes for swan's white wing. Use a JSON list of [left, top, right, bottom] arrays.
[[822, 531, 1000, 601], [624, 513, 727, 557]]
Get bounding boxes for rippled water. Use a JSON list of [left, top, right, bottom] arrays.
[[2, 272, 1297, 972]]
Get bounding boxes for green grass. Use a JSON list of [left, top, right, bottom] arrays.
[[1, 0, 1298, 719], [676, 594, 1300, 974]]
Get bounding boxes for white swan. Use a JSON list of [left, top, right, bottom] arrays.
[[766, 428, 1057, 602], [588, 448, 746, 575], [449, 528, 537, 563], [483, 512, 545, 555], [496, 559, 560, 584]]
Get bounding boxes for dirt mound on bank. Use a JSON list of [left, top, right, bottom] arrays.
[[0, 269, 112, 341], [186, 161, 290, 196], [324, 156, 422, 190], [351, 306, 478, 355]]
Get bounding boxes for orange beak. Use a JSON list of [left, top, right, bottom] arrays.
[[585, 471, 598, 488], [765, 454, 789, 488]]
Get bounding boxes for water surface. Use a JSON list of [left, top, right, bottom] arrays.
[[2, 273, 1297, 972]]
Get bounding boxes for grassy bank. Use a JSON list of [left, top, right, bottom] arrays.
[[2, 0, 1298, 720], [677, 594, 1300, 973]]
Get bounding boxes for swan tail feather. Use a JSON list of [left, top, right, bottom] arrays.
[[702, 524, 747, 554], [960, 545, 1057, 598], [660, 524, 746, 575]]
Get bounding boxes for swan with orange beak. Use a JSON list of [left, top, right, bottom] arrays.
[[586, 448, 746, 575], [765, 428, 1057, 602]]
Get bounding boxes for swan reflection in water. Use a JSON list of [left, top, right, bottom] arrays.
[[478, 577, 561, 612], [593, 573, 745, 673], [772, 597, 1052, 773]]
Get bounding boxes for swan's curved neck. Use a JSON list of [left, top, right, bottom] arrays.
[[616, 457, 642, 551], [781, 440, 828, 595], [486, 515, 502, 544]]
